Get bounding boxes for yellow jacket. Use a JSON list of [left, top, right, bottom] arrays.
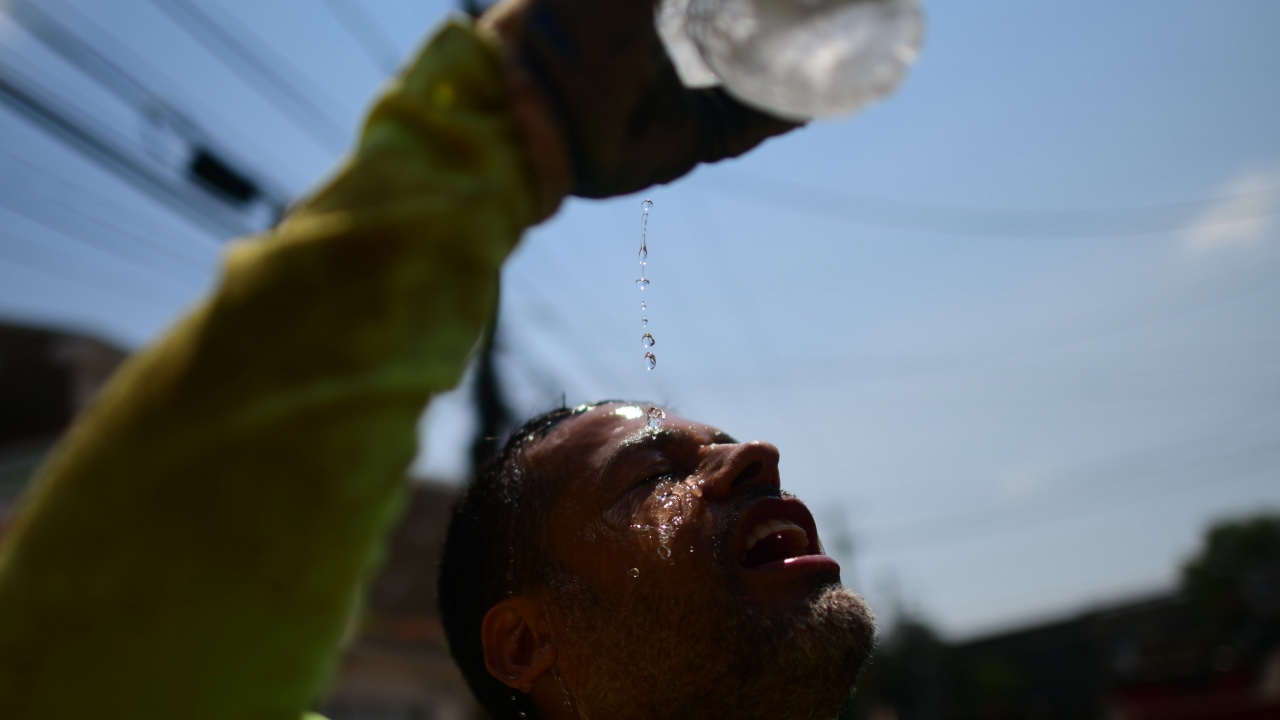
[[0, 19, 532, 720]]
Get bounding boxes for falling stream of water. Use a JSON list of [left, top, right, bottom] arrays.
[[636, 198, 665, 429]]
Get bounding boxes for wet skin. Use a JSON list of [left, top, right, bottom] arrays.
[[524, 402, 844, 616]]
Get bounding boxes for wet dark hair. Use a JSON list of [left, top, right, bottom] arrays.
[[438, 401, 631, 720]]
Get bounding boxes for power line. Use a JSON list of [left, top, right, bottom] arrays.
[[0, 201, 202, 295], [864, 448, 1278, 555], [694, 250, 1280, 384], [852, 416, 1280, 554], [0, 229, 186, 311], [144, 0, 350, 154], [6, 0, 292, 207], [0, 147, 215, 270], [316, 0, 401, 74], [0, 58, 256, 239], [0, 173, 211, 281], [708, 171, 1280, 239]]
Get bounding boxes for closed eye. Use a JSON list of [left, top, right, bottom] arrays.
[[637, 469, 674, 488]]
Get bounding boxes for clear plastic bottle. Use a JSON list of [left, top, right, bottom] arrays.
[[656, 0, 924, 122]]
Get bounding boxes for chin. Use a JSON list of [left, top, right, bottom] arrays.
[[719, 584, 878, 720], [549, 572, 876, 720], [799, 583, 877, 667]]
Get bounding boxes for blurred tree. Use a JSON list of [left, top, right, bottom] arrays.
[[1180, 512, 1280, 692], [1182, 514, 1280, 622], [844, 617, 949, 720]]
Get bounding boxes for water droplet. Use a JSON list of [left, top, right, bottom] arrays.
[[633, 199, 662, 376], [628, 567, 640, 578], [659, 544, 672, 559], [519, 713, 527, 719], [647, 405, 665, 428]]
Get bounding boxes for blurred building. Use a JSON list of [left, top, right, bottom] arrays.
[[854, 587, 1280, 720], [0, 321, 126, 534], [946, 590, 1280, 720], [319, 480, 482, 720]]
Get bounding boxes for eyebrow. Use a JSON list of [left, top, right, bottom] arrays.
[[598, 428, 739, 481]]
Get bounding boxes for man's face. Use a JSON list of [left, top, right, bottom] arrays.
[[524, 403, 875, 720]]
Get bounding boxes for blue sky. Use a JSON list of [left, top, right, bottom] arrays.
[[1, 0, 1278, 638]]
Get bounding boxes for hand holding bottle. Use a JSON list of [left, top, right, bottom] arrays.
[[481, 0, 799, 199]]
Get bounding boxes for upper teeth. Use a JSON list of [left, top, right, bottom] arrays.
[[743, 518, 808, 551]]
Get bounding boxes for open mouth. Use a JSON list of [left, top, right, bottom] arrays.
[[735, 497, 825, 570]]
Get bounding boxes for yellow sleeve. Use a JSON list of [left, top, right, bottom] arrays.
[[0, 19, 536, 720]]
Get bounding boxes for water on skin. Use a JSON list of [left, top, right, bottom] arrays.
[[646, 477, 704, 559], [553, 666, 578, 713], [624, 440, 713, 568]]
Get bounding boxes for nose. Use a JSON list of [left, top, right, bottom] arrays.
[[700, 440, 781, 501]]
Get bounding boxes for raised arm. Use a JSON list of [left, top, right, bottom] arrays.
[[0, 20, 542, 719], [0, 3, 794, 718]]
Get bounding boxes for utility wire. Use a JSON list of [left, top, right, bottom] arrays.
[[0, 201, 202, 295], [853, 415, 1280, 553], [700, 250, 1280, 383], [0, 229, 183, 310], [0, 147, 215, 272], [144, 0, 350, 153], [6, 0, 291, 208], [4, 2, 154, 125], [0, 59, 253, 239], [0, 175, 211, 279], [316, 0, 401, 74], [709, 171, 1280, 239], [863, 443, 1279, 555]]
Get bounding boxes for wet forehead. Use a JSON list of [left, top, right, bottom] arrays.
[[530, 403, 731, 487], [534, 404, 657, 474]]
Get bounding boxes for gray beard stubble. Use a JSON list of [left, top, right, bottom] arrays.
[[547, 568, 876, 720]]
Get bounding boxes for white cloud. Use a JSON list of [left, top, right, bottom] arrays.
[[1183, 171, 1279, 253]]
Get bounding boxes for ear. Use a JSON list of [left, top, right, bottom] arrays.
[[481, 596, 557, 692]]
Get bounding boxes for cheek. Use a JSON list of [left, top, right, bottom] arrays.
[[628, 478, 710, 561]]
